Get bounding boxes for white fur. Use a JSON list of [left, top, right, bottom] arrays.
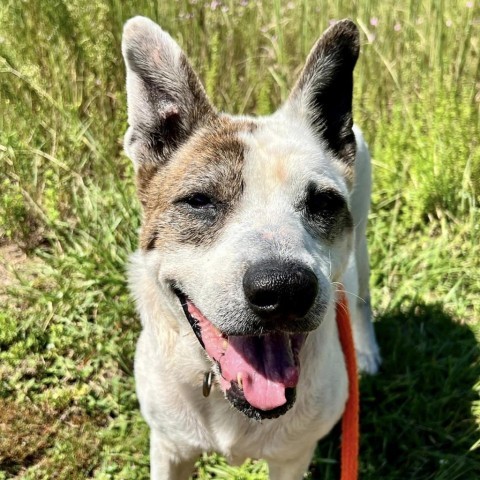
[[124, 16, 381, 479], [129, 126, 380, 479]]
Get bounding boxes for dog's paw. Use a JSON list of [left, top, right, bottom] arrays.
[[356, 347, 382, 375]]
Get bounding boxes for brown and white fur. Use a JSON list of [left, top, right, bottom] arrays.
[[122, 16, 380, 480]]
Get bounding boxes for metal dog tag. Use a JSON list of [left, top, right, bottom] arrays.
[[203, 371, 213, 397]]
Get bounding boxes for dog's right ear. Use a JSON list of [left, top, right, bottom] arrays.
[[122, 17, 215, 170]]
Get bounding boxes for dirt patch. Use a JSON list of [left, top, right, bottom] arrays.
[[0, 399, 105, 478], [0, 243, 44, 306], [0, 243, 27, 290], [0, 400, 57, 473]]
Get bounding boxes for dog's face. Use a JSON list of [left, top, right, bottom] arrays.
[[123, 17, 359, 420]]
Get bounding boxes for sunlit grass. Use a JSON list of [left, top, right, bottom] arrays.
[[0, 0, 479, 478]]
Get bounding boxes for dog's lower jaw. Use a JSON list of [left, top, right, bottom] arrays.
[[226, 382, 296, 420]]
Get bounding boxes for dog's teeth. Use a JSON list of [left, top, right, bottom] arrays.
[[223, 339, 228, 350], [237, 373, 243, 389]]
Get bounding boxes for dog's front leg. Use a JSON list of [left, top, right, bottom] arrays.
[[267, 443, 317, 480], [150, 431, 198, 480]]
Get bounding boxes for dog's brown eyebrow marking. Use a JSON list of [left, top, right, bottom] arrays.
[[139, 117, 255, 250]]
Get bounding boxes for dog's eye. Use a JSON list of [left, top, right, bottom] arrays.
[[306, 187, 345, 217], [182, 193, 215, 210]]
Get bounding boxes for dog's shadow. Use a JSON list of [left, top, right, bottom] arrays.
[[310, 303, 480, 479]]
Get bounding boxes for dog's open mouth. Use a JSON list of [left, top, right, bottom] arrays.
[[174, 289, 306, 420]]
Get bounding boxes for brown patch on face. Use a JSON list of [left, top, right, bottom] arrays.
[[137, 116, 256, 250]]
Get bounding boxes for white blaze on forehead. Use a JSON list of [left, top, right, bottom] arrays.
[[237, 112, 350, 217]]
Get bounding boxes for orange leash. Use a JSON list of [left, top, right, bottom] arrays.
[[336, 288, 359, 480]]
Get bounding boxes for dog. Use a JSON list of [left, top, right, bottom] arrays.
[[122, 16, 381, 479]]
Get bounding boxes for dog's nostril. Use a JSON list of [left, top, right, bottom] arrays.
[[243, 260, 318, 320], [249, 289, 279, 311]]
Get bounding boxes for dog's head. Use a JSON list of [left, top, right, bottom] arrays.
[[123, 17, 359, 420]]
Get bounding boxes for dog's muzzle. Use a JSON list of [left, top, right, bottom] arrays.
[[174, 260, 318, 420]]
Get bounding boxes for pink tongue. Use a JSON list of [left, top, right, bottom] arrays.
[[189, 300, 300, 411], [224, 334, 299, 411]]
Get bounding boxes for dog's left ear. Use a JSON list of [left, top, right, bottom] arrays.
[[285, 19, 359, 167]]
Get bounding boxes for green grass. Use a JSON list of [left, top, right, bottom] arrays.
[[0, 0, 479, 478]]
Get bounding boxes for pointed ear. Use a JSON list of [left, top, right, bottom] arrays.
[[122, 16, 215, 170], [286, 19, 359, 166]]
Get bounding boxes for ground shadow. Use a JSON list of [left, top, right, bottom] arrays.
[[310, 302, 480, 480]]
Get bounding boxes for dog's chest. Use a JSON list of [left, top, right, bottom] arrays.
[[205, 397, 320, 461], [203, 359, 346, 462]]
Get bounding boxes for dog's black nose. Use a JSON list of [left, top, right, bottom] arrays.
[[243, 260, 318, 320]]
